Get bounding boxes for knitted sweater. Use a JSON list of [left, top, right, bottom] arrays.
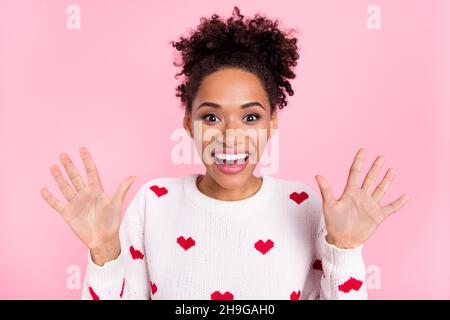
[[81, 173, 368, 300]]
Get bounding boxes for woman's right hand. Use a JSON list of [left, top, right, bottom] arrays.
[[40, 147, 137, 265]]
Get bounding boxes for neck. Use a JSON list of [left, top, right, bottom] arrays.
[[196, 172, 263, 201]]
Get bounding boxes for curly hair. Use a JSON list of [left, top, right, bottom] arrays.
[[170, 6, 300, 114]]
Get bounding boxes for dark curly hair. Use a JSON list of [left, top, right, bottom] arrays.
[[170, 6, 300, 114]]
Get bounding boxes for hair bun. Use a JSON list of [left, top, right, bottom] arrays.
[[171, 6, 300, 112]]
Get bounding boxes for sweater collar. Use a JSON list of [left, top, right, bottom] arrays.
[[183, 173, 273, 214]]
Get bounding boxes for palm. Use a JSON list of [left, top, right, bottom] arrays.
[[41, 147, 136, 250], [64, 187, 120, 249], [315, 148, 410, 249]]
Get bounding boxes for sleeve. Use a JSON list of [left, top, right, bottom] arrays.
[[302, 195, 368, 300], [81, 185, 151, 300]]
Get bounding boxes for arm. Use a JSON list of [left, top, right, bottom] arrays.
[[302, 215, 367, 300], [39, 147, 150, 300], [303, 148, 410, 299], [81, 185, 150, 300]]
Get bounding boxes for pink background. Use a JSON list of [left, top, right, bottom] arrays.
[[1, 0, 449, 299]]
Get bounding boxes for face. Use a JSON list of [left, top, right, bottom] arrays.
[[184, 67, 278, 190]]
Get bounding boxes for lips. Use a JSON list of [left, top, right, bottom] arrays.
[[206, 145, 256, 175], [211, 150, 250, 165], [212, 152, 250, 175]]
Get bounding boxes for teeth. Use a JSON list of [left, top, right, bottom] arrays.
[[214, 153, 248, 161]]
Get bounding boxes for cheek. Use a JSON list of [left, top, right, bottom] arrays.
[[251, 123, 271, 147], [197, 128, 218, 164], [200, 127, 217, 149]]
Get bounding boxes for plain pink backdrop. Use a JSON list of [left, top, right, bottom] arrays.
[[0, 0, 449, 299]]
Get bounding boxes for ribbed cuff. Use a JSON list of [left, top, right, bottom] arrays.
[[321, 233, 364, 267], [86, 248, 125, 285]]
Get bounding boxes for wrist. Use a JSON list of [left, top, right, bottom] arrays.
[[89, 236, 121, 266], [325, 234, 361, 249]]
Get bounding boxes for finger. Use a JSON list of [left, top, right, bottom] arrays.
[[50, 164, 77, 201], [361, 155, 385, 191], [315, 175, 335, 205], [343, 148, 367, 194], [380, 193, 410, 219], [372, 168, 396, 202], [112, 176, 137, 206], [40, 187, 65, 214], [59, 153, 86, 192], [80, 147, 104, 190]]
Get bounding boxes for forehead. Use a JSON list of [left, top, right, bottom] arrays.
[[193, 67, 268, 105]]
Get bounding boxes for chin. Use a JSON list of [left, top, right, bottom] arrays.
[[206, 164, 257, 190]]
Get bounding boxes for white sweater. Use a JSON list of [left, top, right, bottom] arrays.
[[81, 173, 368, 300]]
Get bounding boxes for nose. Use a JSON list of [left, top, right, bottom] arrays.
[[218, 117, 246, 150]]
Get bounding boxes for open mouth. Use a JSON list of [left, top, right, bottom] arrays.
[[211, 151, 250, 175], [211, 151, 249, 165]]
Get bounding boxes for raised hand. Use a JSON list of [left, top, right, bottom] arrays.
[[40, 147, 137, 265], [315, 148, 410, 249]]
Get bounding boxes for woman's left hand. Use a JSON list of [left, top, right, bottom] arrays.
[[315, 148, 410, 249]]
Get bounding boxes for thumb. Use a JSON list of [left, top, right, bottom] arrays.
[[315, 175, 335, 205], [112, 176, 137, 206]]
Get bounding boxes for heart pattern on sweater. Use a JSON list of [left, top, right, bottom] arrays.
[[87, 177, 366, 300], [120, 278, 125, 298], [254, 239, 274, 255], [150, 281, 158, 295], [177, 236, 196, 251], [338, 277, 363, 293], [89, 286, 100, 300], [211, 291, 234, 300], [289, 191, 309, 205], [129, 245, 144, 260], [150, 185, 168, 197], [313, 259, 323, 271], [290, 290, 301, 300]]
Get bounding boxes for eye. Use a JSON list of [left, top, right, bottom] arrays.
[[244, 113, 260, 122], [202, 113, 220, 122]]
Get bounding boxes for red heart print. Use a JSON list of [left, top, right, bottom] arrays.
[[313, 259, 323, 271], [338, 277, 363, 293], [254, 239, 274, 255], [177, 236, 196, 251], [150, 281, 158, 295], [129, 245, 144, 260], [290, 290, 301, 300], [89, 286, 100, 300], [289, 191, 309, 205], [211, 291, 234, 300], [120, 278, 125, 298], [150, 185, 168, 197]]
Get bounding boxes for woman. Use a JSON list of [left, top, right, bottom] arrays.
[[40, 7, 409, 300]]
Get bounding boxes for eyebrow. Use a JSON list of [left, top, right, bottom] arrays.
[[197, 101, 265, 111]]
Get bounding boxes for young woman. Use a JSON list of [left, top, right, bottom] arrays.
[[41, 7, 409, 300]]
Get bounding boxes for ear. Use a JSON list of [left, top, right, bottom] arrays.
[[269, 110, 278, 138], [183, 112, 193, 138]]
